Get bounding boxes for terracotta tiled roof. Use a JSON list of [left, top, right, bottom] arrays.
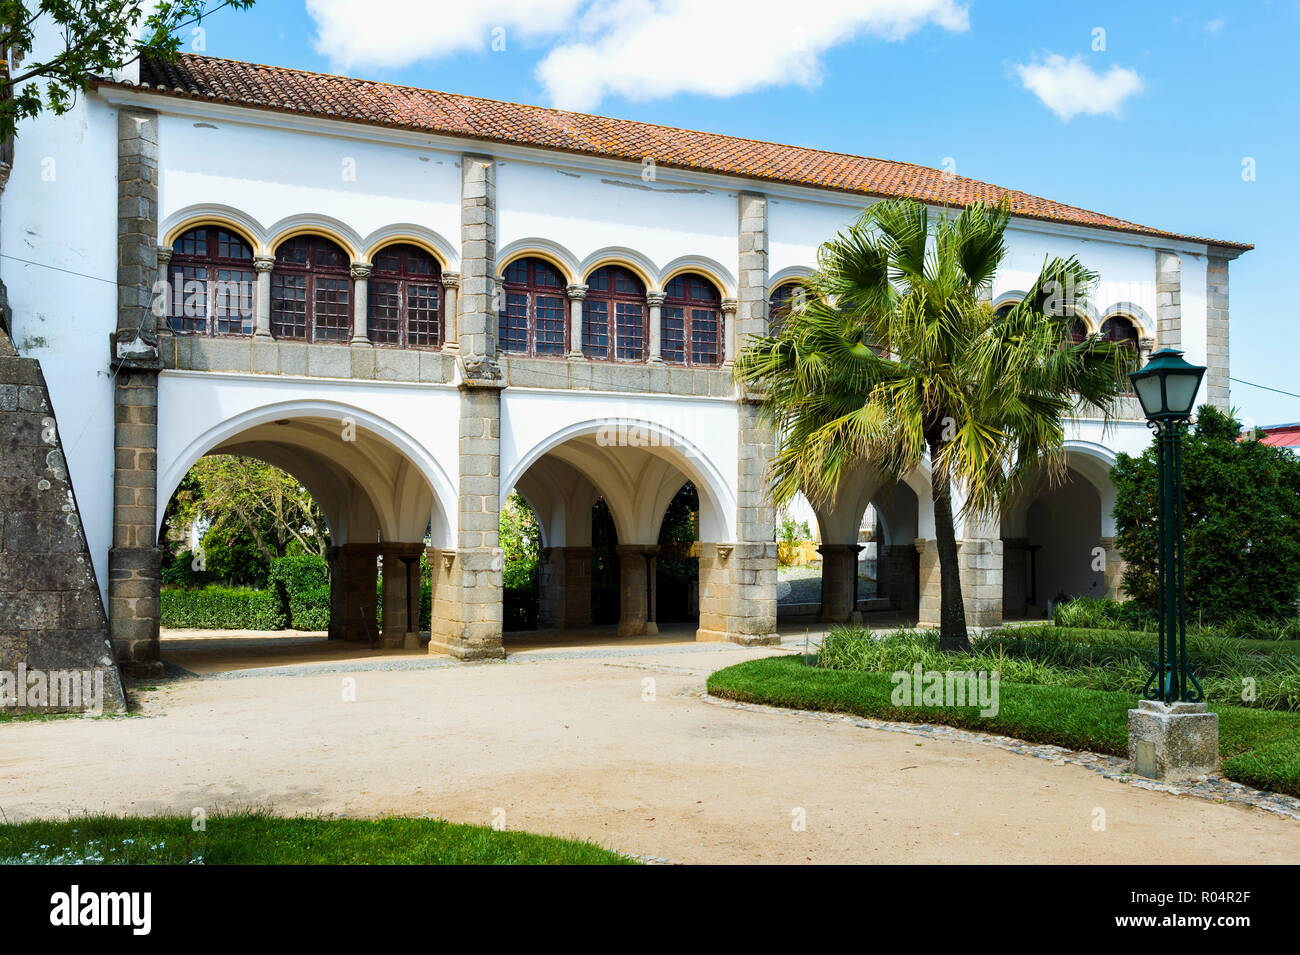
[[105, 54, 1250, 251]]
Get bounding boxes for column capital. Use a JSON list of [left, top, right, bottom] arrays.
[[350, 263, 373, 280], [156, 245, 174, 265], [721, 297, 739, 314], [566, 283, 589, 301], [253, 254, 275, 273], [441, 270, 460, 289], [646, 291, 666, 307]]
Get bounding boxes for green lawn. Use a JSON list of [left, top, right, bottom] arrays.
[[0, 813, 635, 865], [707, 654, 1300, 798]]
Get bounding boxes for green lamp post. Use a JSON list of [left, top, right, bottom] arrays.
[[1128, 348, 1206, 703]]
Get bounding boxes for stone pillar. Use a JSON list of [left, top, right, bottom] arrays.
[[109, 108, 164, 676], [427, 153, 507, 658], [915, 538, 941, 628], [441, 271, 460, 351], [615, 544, 651, 636], [720, 298, 738, 366], [1205, 256, 1230, 411], [1155, 250, 1181, 350], [563, 546, 594, 627], [818, 543, 863, 623], [253, 255, 275, 339], [566, 283, 587, 359], [1138, 336, 1155, 366], [1001, 537, 1029, 619], [380, 542, 423, 648], [880, 543, 919, 616], [646, 291, 665, 363], [645, 547, 659, 635], [335, 543, 380, 642], [705, 190, 780, 646], [350, 263, 372, 346], [537, 546, 565, 629], [915, 535, 1003, 629], [458, 154, 498, 359]]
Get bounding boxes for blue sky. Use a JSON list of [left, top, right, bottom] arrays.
[[195, 0, 1298, 427]]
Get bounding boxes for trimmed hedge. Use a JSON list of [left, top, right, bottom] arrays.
[[269, 554, 330, 630], [160, 587, 285, 630]]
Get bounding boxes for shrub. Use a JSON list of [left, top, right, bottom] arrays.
[[289, 585, 332, 632], [1111, 405, 1300, 619], [268, 554, 330, 630], [160, 587, 285, 630]]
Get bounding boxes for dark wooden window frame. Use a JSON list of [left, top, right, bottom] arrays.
[[270, 234, 354, 344], [767, 282, 800, 336], [167, 225, 257, 336], [368, 243, 444, 349], [499, 257, 569, 358], [661, 272, 723, 367], [582, 265, 648, 362]]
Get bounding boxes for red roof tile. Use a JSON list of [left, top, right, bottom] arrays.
[[102, 54, 1250, 252]]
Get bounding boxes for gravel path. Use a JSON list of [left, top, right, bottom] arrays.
[[1, 643, 1296, 864]]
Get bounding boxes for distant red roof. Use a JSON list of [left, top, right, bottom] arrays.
[[1258, 424, 1300, 448], [97, 54, 1251, 252]]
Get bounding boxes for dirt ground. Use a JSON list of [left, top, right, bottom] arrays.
[[2, 637, 1297, 864]]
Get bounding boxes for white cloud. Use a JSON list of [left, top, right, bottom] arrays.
[[305, 0, 970, 110], [536, 0, 970, 111], [1014, 54, 1143, 121], [304, 0, 588, 68], [1205, 17, 1226, 34]]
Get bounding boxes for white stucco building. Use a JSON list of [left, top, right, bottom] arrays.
[[0, 43, 1248, 672]]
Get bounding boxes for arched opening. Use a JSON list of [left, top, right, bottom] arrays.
[[582, 264, 648, 361], [1002, 463, 1110, 619], [501, 417, 734, 647], [157, 408, 452, 671]]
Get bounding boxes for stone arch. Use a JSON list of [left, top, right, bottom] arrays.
[[768, 265, 815, 289], [361, 223, 459, 270], [659, 255, 737, 298], [503, 417, 735, 544], [157, 399, 456, 549], [1099, 301, 1155, 339], [579, 247, 659, 291], [495, 237, 581, 284], [266, 214, 365, 262], [160, 204, 268, 254]]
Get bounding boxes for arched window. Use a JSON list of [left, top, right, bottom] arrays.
[[270, 235, 352, 342], [499, 257, 567, 357], [369, 243, 442, 348], [166, 225, 256, 335], [1063, 315, 1089, 345], [768, 283, 800, 336], [1100, 315, 1139, 351], [582, 265, 646, 361], [662, 272, 722, 366]]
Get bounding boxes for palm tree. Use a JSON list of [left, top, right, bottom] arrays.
[[736, 199, 1132, 651]]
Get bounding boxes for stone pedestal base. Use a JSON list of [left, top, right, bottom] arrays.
[[427, 547, 505, 660], [696, 541, 779, 646], [818, 543, 863, 623], [1128, 700, 1219, 781]]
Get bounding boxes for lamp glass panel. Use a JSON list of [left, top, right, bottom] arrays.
[[1164, 373, 1201, 415], [1134, 375, 1165, 417]]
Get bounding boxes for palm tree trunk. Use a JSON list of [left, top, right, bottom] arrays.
[[929, 440, 971, 653]]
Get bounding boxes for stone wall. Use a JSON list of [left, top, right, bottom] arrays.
[[0, 335, 126, 713], [1155, 250, 1181, 350]]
